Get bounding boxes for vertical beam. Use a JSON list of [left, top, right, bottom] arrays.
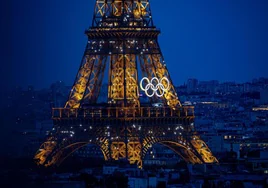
[[83, 56, 108, 104], [140, 39, 181, 108], [92, 0, 154, 27], [139, 53, 163, 104], [108, 54, 125, 105], [123, 38, 127, 107], [65, 55, 96, 108]]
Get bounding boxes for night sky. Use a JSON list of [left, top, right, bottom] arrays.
[[4, 0, 268, 90]]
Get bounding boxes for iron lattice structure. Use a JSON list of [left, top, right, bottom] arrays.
[[34, 0, 218, 167]]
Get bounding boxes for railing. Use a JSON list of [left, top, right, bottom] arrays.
[[52, 106, 194, 119]]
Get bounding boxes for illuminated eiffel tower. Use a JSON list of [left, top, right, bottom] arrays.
[[34, 0, 218, 167]]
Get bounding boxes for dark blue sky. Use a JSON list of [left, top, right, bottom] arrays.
[[5, 0, 268, 89]]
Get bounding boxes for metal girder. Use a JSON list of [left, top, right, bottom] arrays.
[[65, 41, 181, 108], [65, 55, 96, 108], [34, 137, 57, 166], [83, 56, 107, 104], [160, 142, 202, 164], [110, 141, 142, 167], [108, 54, 140, 107], [34, 117, 218, 168], [93, 0, 153, 27], [34, 0, 218, 169], [140, 52, 181, 108], [109, 55, 125, 104], [65, 54, 107, 108], [34, 139, 110, 167], [191, 135, 219, 163]]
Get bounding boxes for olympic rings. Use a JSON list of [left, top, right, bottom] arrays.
[[140, 77, 170, 97]]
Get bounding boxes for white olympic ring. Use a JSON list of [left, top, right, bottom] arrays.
[[140, 77, 170, 97]]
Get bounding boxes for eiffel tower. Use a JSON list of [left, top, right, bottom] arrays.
[[34, 0, 218, 167]]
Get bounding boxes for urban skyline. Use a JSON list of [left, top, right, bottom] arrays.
[[2, 0, 268, 187], [1, 74, 268, 187], [8, 76, 268, 91]]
